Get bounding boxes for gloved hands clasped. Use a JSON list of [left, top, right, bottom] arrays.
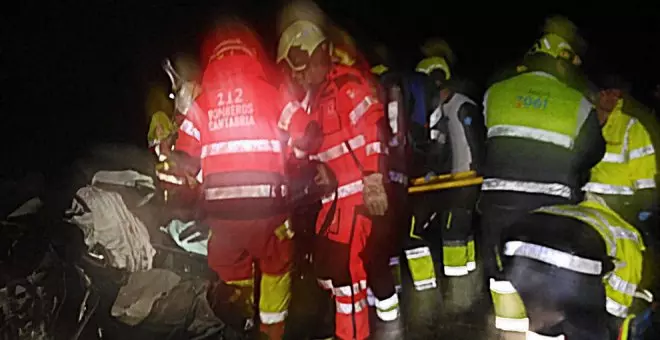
[[363, 173, 388, 216]]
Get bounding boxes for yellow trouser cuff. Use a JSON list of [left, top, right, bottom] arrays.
[[490, 279, 528, 332], [405, 247, 436, 290], [260, 272, 292, 316]]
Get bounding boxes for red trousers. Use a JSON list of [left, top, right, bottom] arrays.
[[206, 214, 292, 338], [207, 214, 291, 279], [314, 196, 372, 340]]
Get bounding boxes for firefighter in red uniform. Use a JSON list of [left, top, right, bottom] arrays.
[[278, 20, 395, 340], [173, 18, 321, 339]]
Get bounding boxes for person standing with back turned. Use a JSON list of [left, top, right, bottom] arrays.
[[479, 16, 606, 333]]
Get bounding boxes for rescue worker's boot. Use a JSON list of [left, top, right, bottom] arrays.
[[207, 281, 255, 334], [368, 303, 405, 340]]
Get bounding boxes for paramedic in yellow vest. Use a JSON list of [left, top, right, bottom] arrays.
[[584, 76, 660, 308], [480, 17, 606, 327], [584, 75, 657, 230], [497, 193, 653, 339]]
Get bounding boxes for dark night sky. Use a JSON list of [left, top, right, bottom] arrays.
[[3, 0, 659, 176]]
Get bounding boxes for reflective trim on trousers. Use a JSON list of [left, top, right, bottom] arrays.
[[375, 293, 400, 322], [260, 310, 288, 325], [201, 139, 282, 158], [333, 281, 368, 297], [205, 184, 287, 200], [336, 298, 368, 314], [606, 296, 629, 318], [503, 241, 603, 275], [526, 331, 565, 340], [489, 279, 518, 294], [405, 246, 431, 259], [629, 144, 655, 160], [413, 278, 437, 291], [583, 182, 635, 195], [607, 273, 637, 297], [495, 316, 529, 332], [487, 124, 574, 149], [444, 265, 470, 277], [467, 261, 476, 271], [482, 178, 572, 199]]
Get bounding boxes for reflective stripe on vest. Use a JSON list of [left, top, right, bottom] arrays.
[[503, 240, 602, 275], [321, 179, 364, 204], [582, 182, 634, 195], [204, 184, 287, 200], [201, 139, 282, 158], [583, 114, 639, 195], [598, 118, 637, 164], [482, 178, 572, 199], [534, 202, 645, 318], [487, 125, 574, 149]]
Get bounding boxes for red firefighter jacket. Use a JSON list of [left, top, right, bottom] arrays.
[[309, 64, 388, 209], [176, 52, 315, 219]]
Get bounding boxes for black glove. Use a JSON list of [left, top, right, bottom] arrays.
[[178, 221, 210, 243]]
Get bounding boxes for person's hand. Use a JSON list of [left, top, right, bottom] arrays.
[[363, 173, 388, 216]]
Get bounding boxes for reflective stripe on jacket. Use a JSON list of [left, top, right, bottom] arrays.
[[482, 71, 594, 199], [504, 198, 646, 318], [583, 99, 657, 196]]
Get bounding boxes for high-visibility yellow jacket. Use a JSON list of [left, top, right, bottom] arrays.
[[583, 99, 657, 211]]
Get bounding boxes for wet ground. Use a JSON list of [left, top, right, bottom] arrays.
[[285, 259, 512, 340], [284, 259, 660, 340]]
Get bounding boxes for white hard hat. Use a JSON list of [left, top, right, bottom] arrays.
[[277, 20, 326, 71]]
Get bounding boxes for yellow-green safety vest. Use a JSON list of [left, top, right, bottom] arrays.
[[483, 71, 593, 198]]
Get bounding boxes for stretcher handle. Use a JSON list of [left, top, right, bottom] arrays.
[[408, 177, 483, 194], [409, 170, 477, 186]]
